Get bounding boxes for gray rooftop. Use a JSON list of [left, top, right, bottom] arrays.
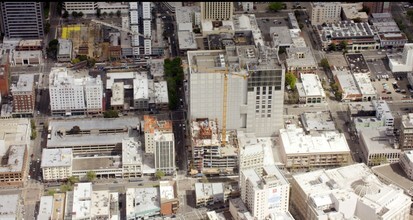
[[41, 148, 72, 168], [0, 145, 26, 173], [345, 53, 370, 74], [126, 187, 160, 218], [0, 194, 19, 220], [58, 39, 72, 56], [11, 74, 34, 93], [301, 111, 336, 132], [72, 156, 122, 171]]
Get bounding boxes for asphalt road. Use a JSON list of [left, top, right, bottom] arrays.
[[155, 3, 179, 57], [391, 2, 413, 40]]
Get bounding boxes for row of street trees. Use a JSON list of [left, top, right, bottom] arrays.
[[47, 171, 97, 195], [164, 58, 184, 110]]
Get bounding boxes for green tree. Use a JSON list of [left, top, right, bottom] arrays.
[[102, 12, 108, 17], [285, 72, 297, 90], [30, 119, 37, 140], [370, 155, 388, 166], [96, 8, 101, 18], [329, 42, 337, 51], [78, 11, 84, 18], [87, 58, 96, 68], [353, 17, 362, 23], [155, 170, 165, 180], [67, 176, 79, 185], [44, 22, 51, 34], [86, 171, 97, 182], [71, 58, 80, 64], [339, 40, 348, 51], [78, 55, 88, 61], [47, 189, 56, 196], [116, 10, 121, 18], [320, 58, 330, 69], [57, 2, 63, 16], [201, 175, 209, 183], [103, 110, 119, 118], [62, 10, 69, 19], [69, 126, 81, 134], [109, 12, 114, 18], [60, 184, 73, 193], [49, 39, 59, 48], [268, 2, 283, 12], [71, 11, 78, 18], [335, 91, 343, 101]]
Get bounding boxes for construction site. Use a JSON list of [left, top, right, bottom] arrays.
[[189, 118, 239, 176], [58, 19, 126, 62]]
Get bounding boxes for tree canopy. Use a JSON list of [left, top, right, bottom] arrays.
[[268, 2, 283, 12], [320, 58, 330, 69], [86, 171, 97, 182], [155, 170, 165, 180], [285, 72, 297, 90]]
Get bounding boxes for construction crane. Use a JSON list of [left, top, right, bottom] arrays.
[[182, 61, 248, 147], [90, 19, 146, 37]]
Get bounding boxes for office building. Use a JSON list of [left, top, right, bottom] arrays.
[[128, 2, 152, 59], [201, 2, 234, 22], [15, 39, 43, 51], [359, 128, 401, 166], [143, 115, 173, 154], [309, 2, 342, 25], [159, 181, 179, 215], [388, 43, 413, 72], [363, 2, 390, 14], [188, 45, 285, 137], [0, 2, 44, 39], [279, 124, 351, 170], [126, 187, 160, 219], [400, 113, 413, 150], [291, 163, 411, 220], [97, 2, 129, 14], [11, 74, 35, 116], [240, 166, 290, 220], [296, 73, 326, 104], [37, 196, 53, 220], [63, 2, 97, 15], [341, 3, 368, 22], [41, 149, 73, 181], [190, 118, 238, 176], [38, 193, 66, 220], [300, 111, 336, 134], [352, 100, 394, 134], [154, 132, 175, 175], [195, 183, 225, 207], [285, 47, 318, 74], [49, 67, 103, 116]]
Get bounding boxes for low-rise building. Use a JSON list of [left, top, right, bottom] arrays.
[[300, 111, 336, 134], [190, 118, 239, 176], [97, 2, 129, 14], [378, 33, 408, 49], [37, 196, 53, 220], [240, 166, 290, 220], [0, 194, 22, 220], [11, 50, 43, 66], [352, 100, 394, 134], [57, 39, 73, 62], [153, 81, 169, 110], [359, 128, 401, 166], [11, 74, 35, 116], [159, 181, 179, 215], [286, 47, 318, 74], [345, 53, 370, 74], [400, 113, 413, 150], [335, 74, 362, 101], [15, 39, 43, 51], [110, 82, 125, 111], [126, 187, 160, 219], [315, 20, 379, 51], [39, 193, 66, 220], [291, 163, 411, 220], [400, 150, 413, 181], [352, 73, 377, 101], [195, 183, 226, 207], [279, 124, 351, 170], [296, 73, 326, 104], [41, 148, 73, 181], [121, 138, 143, 178], [229, 198, 254, 220]]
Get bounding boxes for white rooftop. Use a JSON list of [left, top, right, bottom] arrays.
[[41, 148, 72, 168], [106, 71, 149, 100], [237, 131, 276, 166], [0, 118, 30, 155], [280, 124, 350, 154], [121, 138, 142, 166], [159, 181, 175, 201], [0, 145, 26, 173], [175, 6, 199, 24], [359, 128, 400, 154], [37, 196, 53, 220], [58, 39, 72, 56], [154, 131, 174, 142], [293, 163, 411, 219], [91, 190, 110, 218], [286, 47, 317, 69], [72, 183, 92, 220], [49, 67, 102, 88], [111, 82, 124, 106], [242, 165, 289, 189], [0, 194, 19, 220], [126, 187, 160, 218], [178, 31, 197, 50], [353, 73, 376, 95], [153, 81, 169, 104], [195, 183, 224, 200], [11, 74, 34, 93], [301, 111, 336, 132], [336, 74, 361, 96], [297, 74, 326, 97]]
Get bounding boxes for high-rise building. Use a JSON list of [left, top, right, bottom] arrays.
[[0, 2, 44, 39], [363, 2, 390, 14], [11, 74, 35, 116], [154, 132, 175, 175], [49, 67, 103, 116], [240, 166, 290, 220], [201, 2, 233, 21], [291, 163, 411, 220], [129, 2, 152, 60], [309, 2, 342, 25], [143, 115, 173, 154], [188, 45, 285, 137]]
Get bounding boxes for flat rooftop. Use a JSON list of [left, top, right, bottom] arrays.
[[58, 39, 72, 55], [270, 26, 292, 46], [286, 47, 317, 69], [18, 39, 42, 47], [38, 196, 53, 220], [359, 128, 400, 154], [280, 124, 350, 155], [72, 183, 92, 219], [154, 81, 169, 104], [72, 156, 121, 171], [175, 6, 199, 24], [336, 74, 361, 95], [126, 187, 160, 218], [178, 31, 197, 50], [52, 193, 66, 220], [402, 113, 413, 129], [111, 82, 124, 106], [353, 73, 376, 95], [159, 181, 175, 201], [91, 190, 110, 217], [148, 59, 165, 78], [195, 183, 224, 199], [0, 194, 19, 220], [372, 163, 413, 193], [301, 111, 336, 132], [297, 74, 325, 97], [345, 54, 370, 74], [11, 74, 34, 93], [122, 138, 142, 166], [41, 148, 72, 168], [237, 131, 276, 166], [0, 145, 26, 173], [143, 115, 172, 134]]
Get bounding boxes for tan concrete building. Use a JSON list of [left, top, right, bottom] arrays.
[[309, 2, 342, 25], [201, 2, 233, 21], [400, 113, 413, 150]]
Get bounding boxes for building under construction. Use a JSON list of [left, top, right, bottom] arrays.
[[190, 118, 239, 176]]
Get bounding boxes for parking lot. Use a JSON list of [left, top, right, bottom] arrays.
[[371, 77, 413, 101], [367, 59, 393, 80]]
